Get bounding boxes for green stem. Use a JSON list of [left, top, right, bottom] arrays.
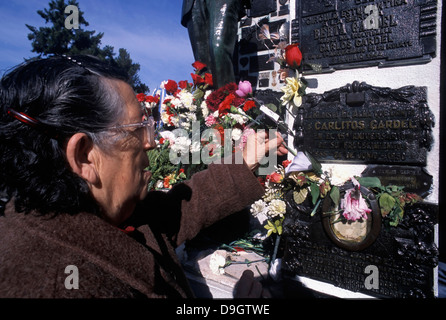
[[270, 234, 281, 270]]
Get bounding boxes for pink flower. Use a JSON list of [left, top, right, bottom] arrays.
[[340, 177, 371, 221], [205, 114, 217, 127], [235, 81, 252, 97], [236, 127, 255, 151]]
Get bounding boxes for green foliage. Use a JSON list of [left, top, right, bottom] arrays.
[[26, 0, 149, 93], [146, 142, 177, 190], [329, 185, 340, 208], [356, 176, 421, 227]]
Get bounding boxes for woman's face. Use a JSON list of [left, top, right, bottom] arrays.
[[92, 80, 155, 226]]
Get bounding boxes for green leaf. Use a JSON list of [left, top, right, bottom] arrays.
[[329, 186, 340, 208], [356, 176, 382, 189], [310, 182, 320, 205], [193, 89, 205, 100], [293, 188, 308, 204], [379, 193, 396, 216], [395, 205, 404, 219]]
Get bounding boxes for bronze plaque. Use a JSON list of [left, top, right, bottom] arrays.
[[293, 82, 435, 165], [291, 0, 437, 72]]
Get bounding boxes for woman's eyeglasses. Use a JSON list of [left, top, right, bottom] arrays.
[[109, 116, 156, 146], [7, 107, 156, 146]]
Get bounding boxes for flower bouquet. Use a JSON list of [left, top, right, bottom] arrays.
[[138, 61, 269, 190]]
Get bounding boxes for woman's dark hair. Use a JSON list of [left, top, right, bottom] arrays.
[[0, 55, 129, 216]]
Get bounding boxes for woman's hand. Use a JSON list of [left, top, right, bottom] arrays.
[[234, 270, 271, 298], [242, 130, 288, 171]]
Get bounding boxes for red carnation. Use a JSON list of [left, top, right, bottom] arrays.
[[136, 93, 146, 102], [191, 73, 205, 85], [242, 100, 256, 112], [145, 95, 159, 103], [178, 80, 189, 89], [205, 82, 239, 112], [192, 61, 207, 71], [164, 80, 178, 94], [204, 73, 213, 86], [218, 93, 235, 116]]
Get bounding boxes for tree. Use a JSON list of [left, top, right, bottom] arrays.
[[115, 48, 149, 94], [26, 0, 149, 93]]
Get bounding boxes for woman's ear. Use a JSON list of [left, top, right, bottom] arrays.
[[65, 133, 100, 185]]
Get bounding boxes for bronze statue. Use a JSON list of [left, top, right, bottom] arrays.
[[181, 0, 248, 88]]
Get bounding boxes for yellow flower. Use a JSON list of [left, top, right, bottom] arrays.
[[265, 217, 284, 237], [280, 76, 303, 107]]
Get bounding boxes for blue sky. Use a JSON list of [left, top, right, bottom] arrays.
[[0, 0, 195, 92]]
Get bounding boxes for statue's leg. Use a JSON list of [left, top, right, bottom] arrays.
[[208, 0, 241, 88], [186, 0, 212, 68]]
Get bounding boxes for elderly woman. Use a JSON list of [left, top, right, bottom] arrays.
[[0, 55, 286, 298]]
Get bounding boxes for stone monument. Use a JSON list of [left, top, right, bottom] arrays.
[[234, 0, 441, 298]]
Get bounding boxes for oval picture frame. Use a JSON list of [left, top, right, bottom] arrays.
[[321, 182, 381, 251]]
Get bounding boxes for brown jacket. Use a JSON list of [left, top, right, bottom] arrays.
[[0, 162, 264, 298]]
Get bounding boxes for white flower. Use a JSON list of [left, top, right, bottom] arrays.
[[209, 251, 227, 275], [160, 131, 176, 145], [204, 90, 212, 99], [178, 90, 196, 111], [144, 101, 155, 109], [201, 100, 209, 118], [171, 97, 181, 108], [227, 113, 248, 125], [171, 136, 191, 154], [161, 112, 170, 125], [268, 199, 286, 218], [250, 199, 268, 217], [263, 187, 283, 202], [186, 112, 197, 122], [250, 200, 269, 225], [160, 80, 168, 89], [231, 128, 243, 141], [170, 116, 180, 127]]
